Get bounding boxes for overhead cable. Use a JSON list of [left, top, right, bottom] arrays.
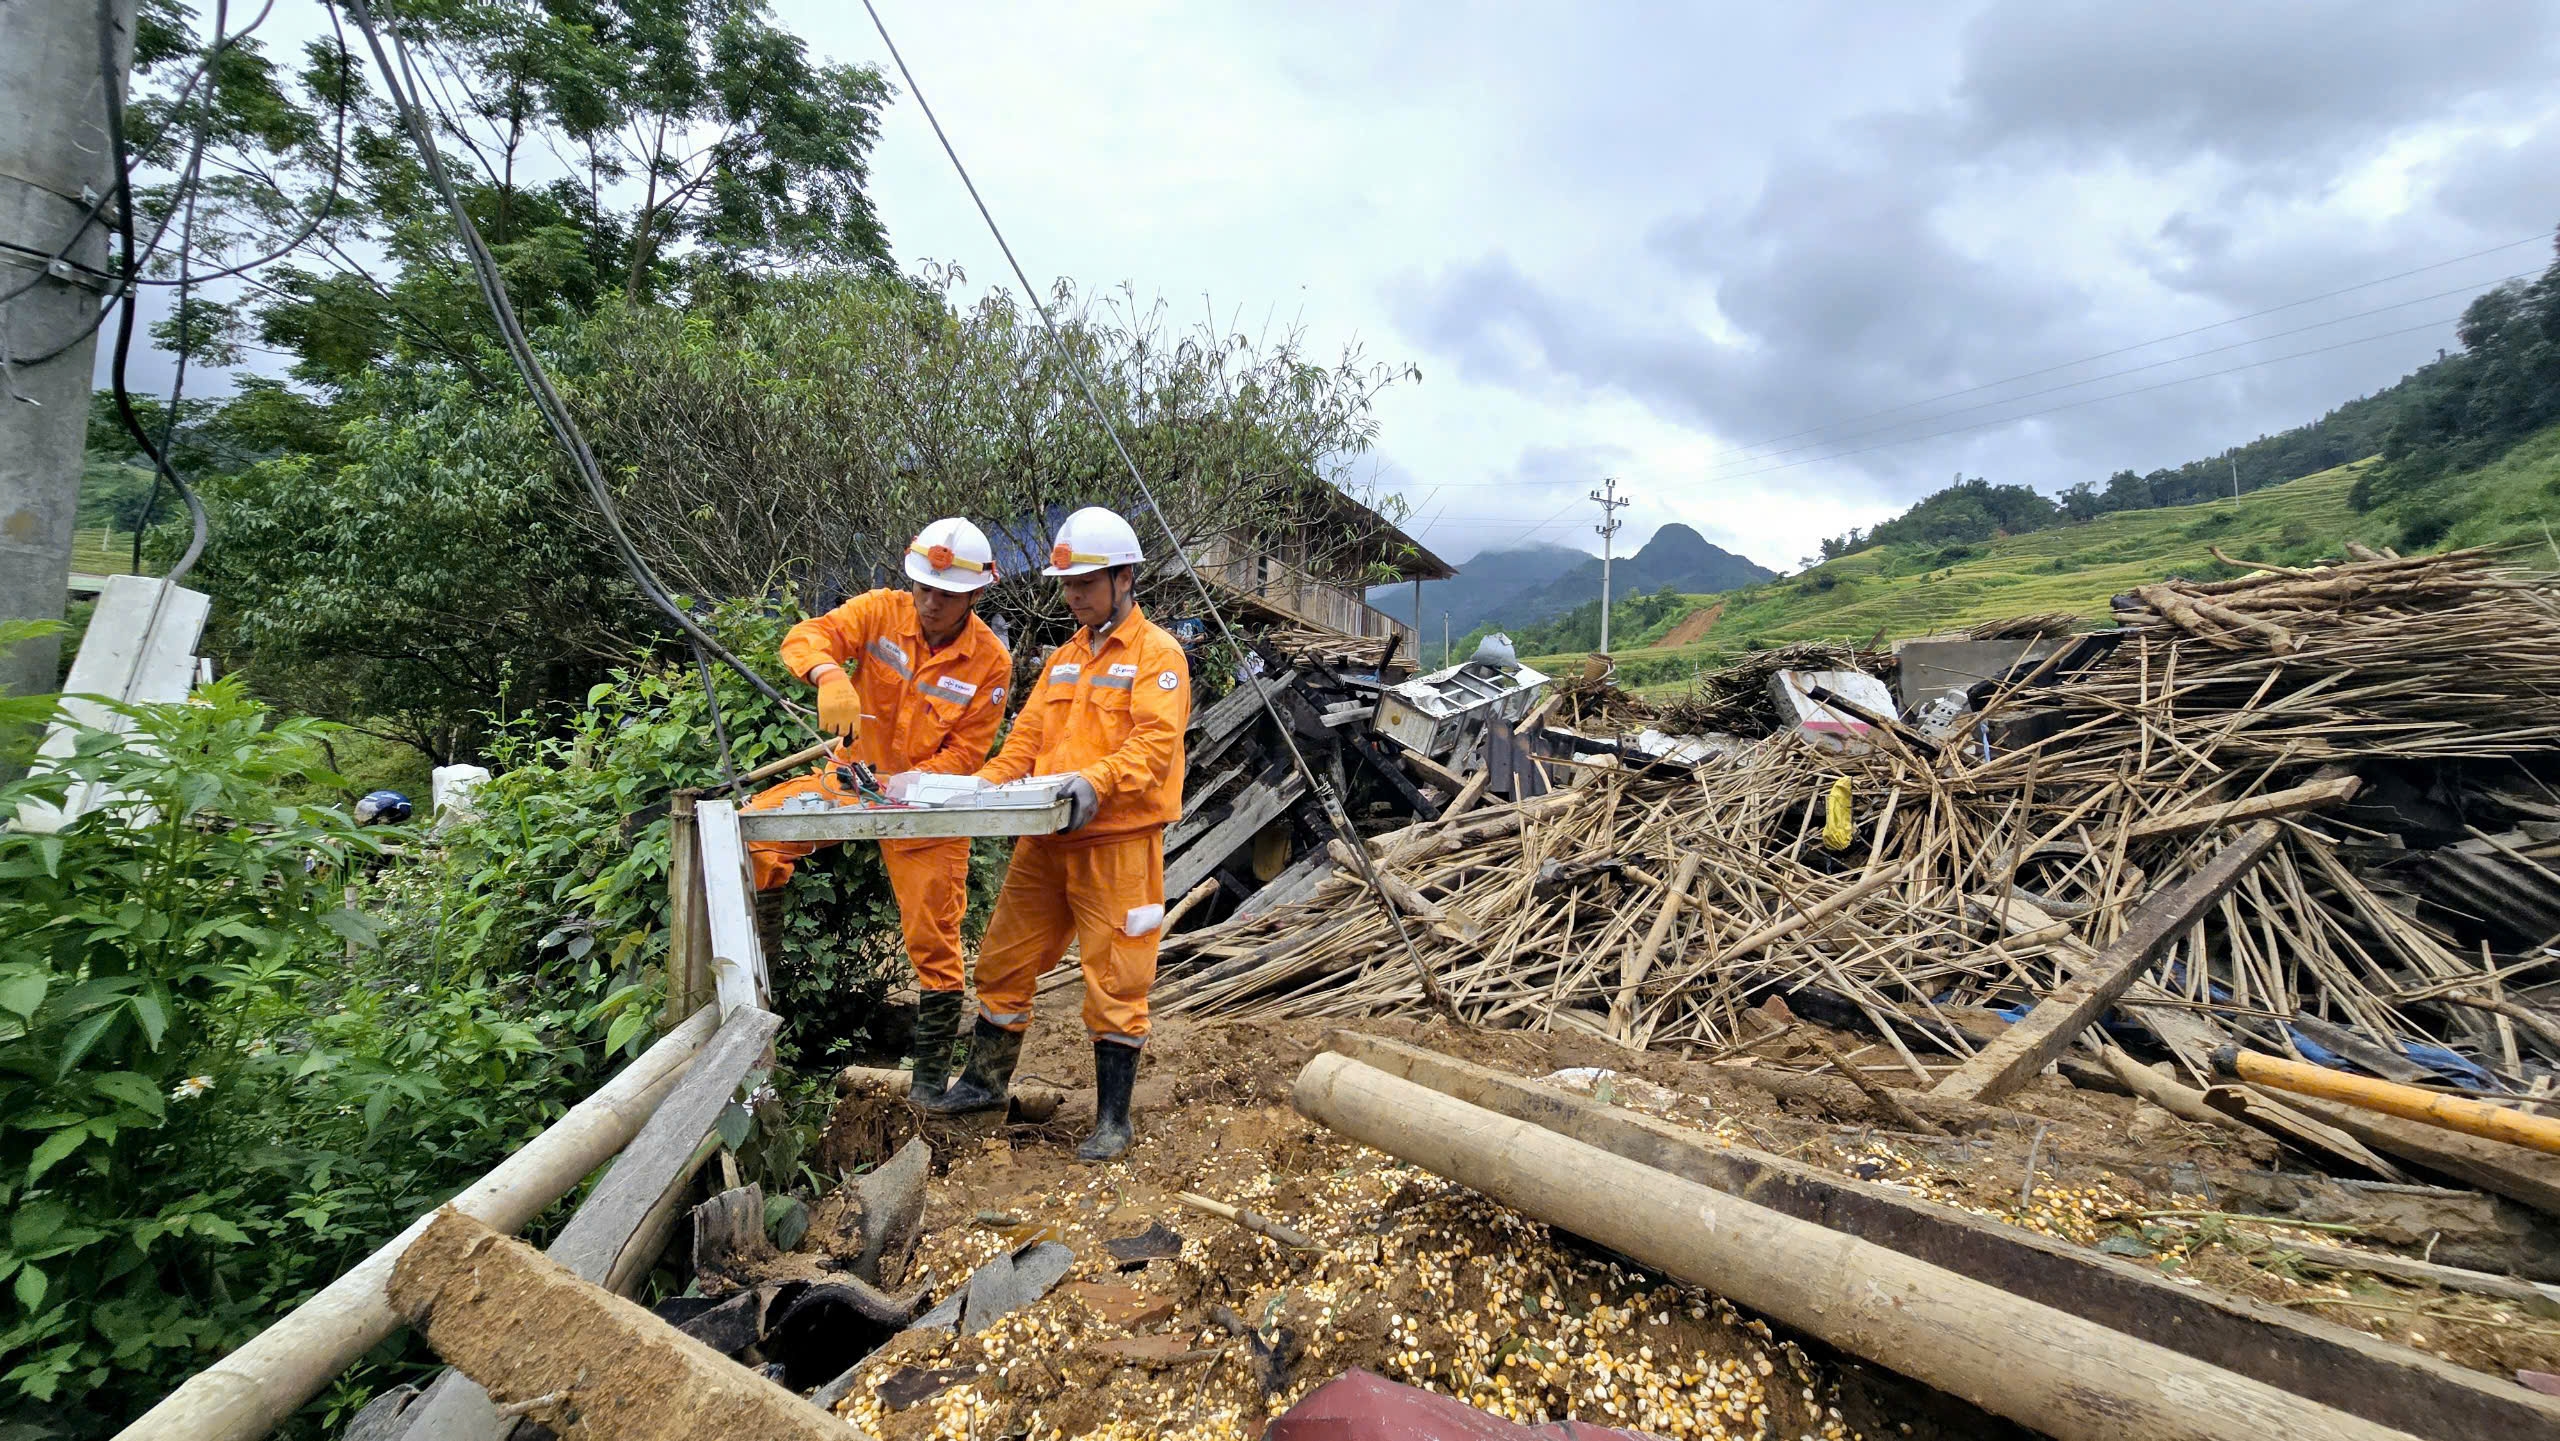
[[857, 0, 1460, 1020]]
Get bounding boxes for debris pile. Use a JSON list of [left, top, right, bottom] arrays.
[[1164, 549, 2560, 1116]]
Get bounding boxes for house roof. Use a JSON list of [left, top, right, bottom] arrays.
[[1316, 484, 1457, 582]]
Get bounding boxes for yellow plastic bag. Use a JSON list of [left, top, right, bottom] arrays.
[[1822, 776, 1854, 851]]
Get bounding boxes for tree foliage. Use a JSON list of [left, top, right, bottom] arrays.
[[126, 0, 894, 388], [2356, 233, 2560, 510], [572, 268, 1419, 667]]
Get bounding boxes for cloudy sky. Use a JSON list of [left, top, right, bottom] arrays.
[[112, 1, 2560, 574], [785, 0, 2560, 572]]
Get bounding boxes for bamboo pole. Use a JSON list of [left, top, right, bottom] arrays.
[[115, 1005, 724, 1441], [2216, 1046, 2560, 1155]]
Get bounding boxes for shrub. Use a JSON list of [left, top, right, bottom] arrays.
[[2399, 507, 2456, 550]]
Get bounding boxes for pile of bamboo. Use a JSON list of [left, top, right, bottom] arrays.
[[1653, 641, 1891, 738], [1158, 550, 2560, 1097]]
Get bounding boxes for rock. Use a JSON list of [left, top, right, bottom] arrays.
[[1066, 1281, 1176, 1328], [875, 1365, 974, 1411], [339, 1383, 418, 1441], [923, 1239, 1075, 1335], [1103, 1221, 1185, 1265], [2127, 1100, 2182, 1147]]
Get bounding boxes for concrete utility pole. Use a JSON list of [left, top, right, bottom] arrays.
[[2229, 454, 2241, 503], [0, 0, 139, 699], [1441, 611, 1449, 668], [1589, 476, 1629, 655]]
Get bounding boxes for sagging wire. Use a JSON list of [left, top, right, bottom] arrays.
[[343, 0, 817, 782], [102, 0, 209, 589], [857, 0, 1459, 1020]]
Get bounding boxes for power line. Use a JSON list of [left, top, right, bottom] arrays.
[[1694, 311, 2465, 488], [345, 0, 815, 785], [1696, 227, 2557, 466], [1692, 269, 2534, 482], [856, 0, 1459, 1021]]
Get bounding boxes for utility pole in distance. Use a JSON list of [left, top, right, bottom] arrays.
[[1590, 477, 1629, 655], [1441, 611, 1449, 668], [2229, 454, 2241, 503], [0, 0, 140, 699]]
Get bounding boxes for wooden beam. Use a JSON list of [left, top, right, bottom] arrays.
[[664, 793, 711, 1026], [692, 799, 767, 1014], [1165, 773, 1306, 898], [113, 1007, 724, 1441], [1294, 1053, 2435, 1441], [1322, 1032, 2550, 1441], [2125, 775, 2363, 841], [394, 1007, 783, 1441], [2219, 1046, 2560, 1155], [387, 1210, 858, 1441], [1933, 821, 2284, 1105], [2274, 1092, 2560, 1218]]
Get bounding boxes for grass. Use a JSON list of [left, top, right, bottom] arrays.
[[1530, 457, 2389, 697], [67, 527, 147, 576], [2366, 423, 2560, 559]]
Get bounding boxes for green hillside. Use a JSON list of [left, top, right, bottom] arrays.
[[1528, 433, 2560, 697]]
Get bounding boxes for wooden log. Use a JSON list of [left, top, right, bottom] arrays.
[[1933, 821, 2285, 1105], [2124, 775, 2362, 841], [2100, 1046, 2244, 1129], [1807, 1033, 1945, 1135], [1162, 877, 1222, 933], [1293, 1053, 2431, 1441], [386, 1210, 858, 1441], [397, 1007, 784, 1441], [1324, 1032, 2554, 1441], [2217, 1046, 2560, 1156], [114, 1006, 724, 1441]]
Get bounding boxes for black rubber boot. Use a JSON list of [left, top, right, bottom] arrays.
[[907, 990, 965, 1101], [754, 887, 788, 962], [1076, 1041, 1139, 1163], [916, 1018, 1022, 1115]]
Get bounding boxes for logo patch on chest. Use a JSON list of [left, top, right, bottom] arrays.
[[1107, 662, 1139, 679], [1048, 662, 1081, 686]]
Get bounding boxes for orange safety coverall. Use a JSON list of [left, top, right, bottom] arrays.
[[743, 590, 1012, 995], [970, 604, 1190, 1047]]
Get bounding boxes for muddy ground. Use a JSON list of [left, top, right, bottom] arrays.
[[761, 1012, 2560, 1441]]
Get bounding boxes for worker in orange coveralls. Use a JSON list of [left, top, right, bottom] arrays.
[[918, 506, 1189, 1163], [743, 517, 1012, 1101]]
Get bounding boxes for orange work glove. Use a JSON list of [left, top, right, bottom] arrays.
[[814, 668, 862, 739]]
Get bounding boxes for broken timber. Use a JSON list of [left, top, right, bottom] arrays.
[[389, 1006, 783, 1441], [1295, 1051, 2435, 1441], [387, 1210, 858, 1441], [1320, 1032, 2558, 1441], [1934, 818, 2290, 1105]]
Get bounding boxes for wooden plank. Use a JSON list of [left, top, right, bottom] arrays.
[[665, 794, 711, 1026], [1385, 736, 1467, 794], [2276, 1092, 2560, 1218], [396, 1007, 783, 1441], [1297, 1052, 2435, 1441], [1164, 762, 1258, 855], [2272, 1236, 2560, 1307], [732, 797, 1069, 844], [1933, 821, 2285, 1104], [1177, 760, 1249, 824], [694, 799, 768, 1014], [2125, 776, 2363, 841], [1165, 773, 1306, 899], [1187, 668, 1298, 774], [1322, 1032, 2556, 1441]]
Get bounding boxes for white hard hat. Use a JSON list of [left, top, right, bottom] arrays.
[[903, 517, 998, 593], [1042, 506, 1145, 576]]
